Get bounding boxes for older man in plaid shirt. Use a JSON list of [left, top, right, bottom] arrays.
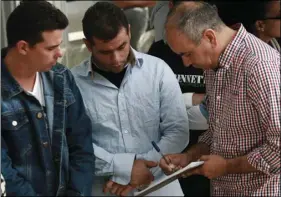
[[160, 1, 280, 196]]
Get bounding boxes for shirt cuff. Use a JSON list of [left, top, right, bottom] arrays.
[[247, 148, 272, 176], [182, 93, 194, 109], [111, 153, 136, 185]]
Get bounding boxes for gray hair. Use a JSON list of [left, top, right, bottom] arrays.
[[165, 1, 225, 44]]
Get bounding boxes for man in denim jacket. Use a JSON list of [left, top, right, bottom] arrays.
[[1, 1, 94, 196]]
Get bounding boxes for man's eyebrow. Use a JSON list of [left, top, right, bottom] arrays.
[[99, 41, 127, 53], [179, 52, 187, 57], [45, 41, 63, 49]]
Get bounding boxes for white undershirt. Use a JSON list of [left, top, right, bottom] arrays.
[[26, 72, 45, 107]]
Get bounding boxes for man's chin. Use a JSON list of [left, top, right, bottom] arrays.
[[112, 67, 124, 73], [41, 63, 56, 72]]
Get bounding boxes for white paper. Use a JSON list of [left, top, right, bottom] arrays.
[[134, 161, 204, 196]]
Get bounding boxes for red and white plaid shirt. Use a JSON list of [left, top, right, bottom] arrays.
[[199, 24, 280, 196]]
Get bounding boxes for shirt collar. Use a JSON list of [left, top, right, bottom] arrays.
[[84, 47, 143, 77], [218, 23, 248, 69]]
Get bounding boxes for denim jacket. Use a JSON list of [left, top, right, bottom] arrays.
[[1, 49, 94, 196]]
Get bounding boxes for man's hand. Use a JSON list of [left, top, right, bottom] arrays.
[[181, 155, 228, 179], [130, 159, 158, 187], [103, 159, 157, 196], [192, 93, 205, 105], [159, 153, 192, 175], [103, 181, 135, 196]]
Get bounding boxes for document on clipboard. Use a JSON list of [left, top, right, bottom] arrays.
[[134, 161, 204, 196]]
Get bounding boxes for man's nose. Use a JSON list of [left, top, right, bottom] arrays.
[[182, 57, 192, 67]]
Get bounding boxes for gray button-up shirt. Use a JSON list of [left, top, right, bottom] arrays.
[[71, 49, 189, 188]]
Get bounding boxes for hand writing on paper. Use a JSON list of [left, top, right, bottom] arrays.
[[159, 153, 192, 175]]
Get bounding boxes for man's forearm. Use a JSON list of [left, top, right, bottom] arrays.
[[185, 142, 210, 161], [226, 156, 258, 174]]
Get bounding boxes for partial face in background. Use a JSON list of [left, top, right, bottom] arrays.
[[257, 1, 280, 39], [85, 27, 131, 73], [24, 30, 63, 72], [264, 1, 280, 38], [165, 27, 218, 70]]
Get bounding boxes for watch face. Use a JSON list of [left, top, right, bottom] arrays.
[[1, 174, 6, 197]]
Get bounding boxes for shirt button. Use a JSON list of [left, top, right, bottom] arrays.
[[217, 96, 221, 100], [37, 112, 43, 119], [124, 130, 128, 134], [42, 142, 49, 148], [12, 121, 18, 126]]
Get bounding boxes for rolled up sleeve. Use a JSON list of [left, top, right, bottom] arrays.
[[246, 61, 280, 176]]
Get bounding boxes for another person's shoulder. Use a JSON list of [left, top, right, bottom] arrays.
[[135, 49, 169, 69], [134, 50, 175, 79], [70, 58, 91, 77]]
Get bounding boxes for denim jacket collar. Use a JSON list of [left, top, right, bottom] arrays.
[[1, 62, 23, 100]]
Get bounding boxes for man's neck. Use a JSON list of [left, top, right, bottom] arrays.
[[256, 32, 272, 44], [4, 49, 37, 91], [214, 26, 237, 67]]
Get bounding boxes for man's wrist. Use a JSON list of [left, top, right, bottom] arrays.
[[185, 143, 210, 161], [225, 156, 258, 175]]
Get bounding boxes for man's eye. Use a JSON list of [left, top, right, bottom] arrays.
[[184, 53, 191, 57], [100, 51, 111, 55], [118, 45, 125, 50]]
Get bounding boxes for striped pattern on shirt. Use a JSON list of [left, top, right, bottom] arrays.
[[199, 24, 280, 196]]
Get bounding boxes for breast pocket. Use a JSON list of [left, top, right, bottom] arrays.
[[2, 112, 29, 132], [2, 112, 33, 179], [142, 100, 160, 127], [2, 112, 32, 149], [127, 98, 160, 138]]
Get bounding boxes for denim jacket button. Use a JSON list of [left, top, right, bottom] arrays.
[[37, 112, 43, 119], [12, 121, 18, 126], [42, 142, 49, 148]]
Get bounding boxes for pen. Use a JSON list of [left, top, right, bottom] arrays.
[[151, 141, 171, 166]]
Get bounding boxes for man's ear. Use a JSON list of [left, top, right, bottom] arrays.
[[83, 38, 93, 53], [128, 24, 131, 39], [16, 40, 29, 55], [169, 1, 174, 9], [202, 29, 217, 48], [255, 20, 265, 32]]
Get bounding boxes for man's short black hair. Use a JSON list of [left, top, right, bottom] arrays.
[[82, 2, 129, 44], [212, 1, 270, 33], [6, 1, 68, 48]]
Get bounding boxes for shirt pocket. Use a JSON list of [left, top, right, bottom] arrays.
[[142, 100, 160, 127], [2, 112, 31, 150], [127, 98, 160, 139], [2, 112, 33, 179], [2, 112, 29, 132]]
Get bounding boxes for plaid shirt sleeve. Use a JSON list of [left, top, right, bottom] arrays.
[[246, 60, 280, 176]]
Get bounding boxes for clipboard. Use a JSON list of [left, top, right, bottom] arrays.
[[134, 161, 204, 196]]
